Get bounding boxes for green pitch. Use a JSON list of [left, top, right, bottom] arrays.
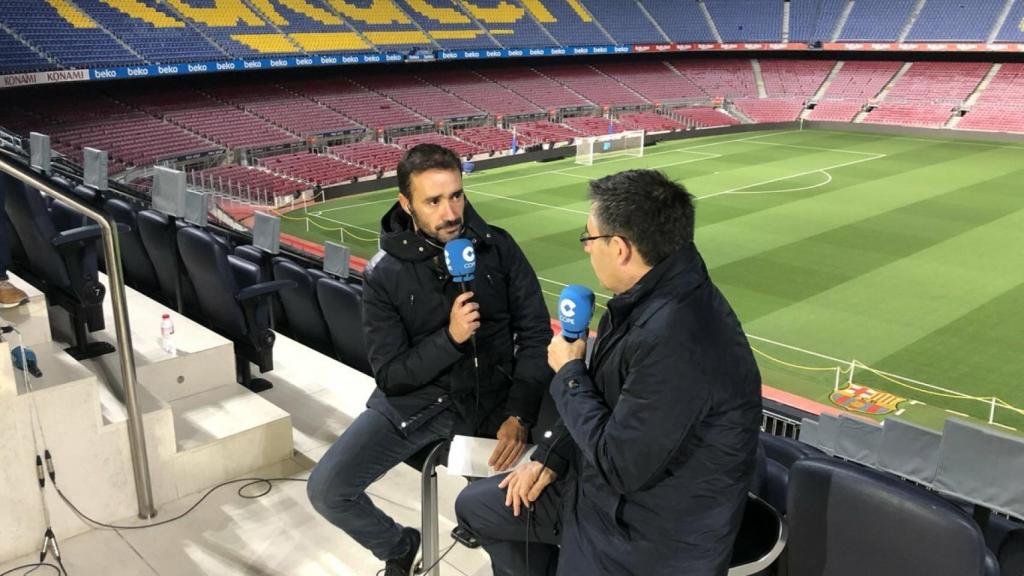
[[279, 129, 1024, 431]]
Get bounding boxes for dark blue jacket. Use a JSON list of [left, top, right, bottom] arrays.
[[534, 243, 762, 575], [362, 201, 552, 437]]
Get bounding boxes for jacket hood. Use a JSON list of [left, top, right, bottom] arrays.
[[378, 199, 494, 263]]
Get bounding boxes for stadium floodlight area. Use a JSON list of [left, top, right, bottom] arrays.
[[575, 129, 645, 166]]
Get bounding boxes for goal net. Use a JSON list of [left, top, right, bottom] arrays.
[[575, 129, 645, 166]]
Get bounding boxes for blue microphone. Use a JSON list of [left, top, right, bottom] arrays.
[[558, 284, 595, 342], [12, 346, 42, 378], [444, 238, 476, 284]]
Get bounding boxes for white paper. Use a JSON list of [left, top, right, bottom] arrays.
[[446, 435, 537, 477]]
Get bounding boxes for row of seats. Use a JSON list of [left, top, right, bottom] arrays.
[[258, 152, 375, 186], [327, 140, 406, 173], [196, 164, 307, 200], [9, 0, 1024, 73]]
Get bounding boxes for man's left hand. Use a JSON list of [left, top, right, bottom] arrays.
[[547, 334, 587, 373], [489, 416, 528, 471]]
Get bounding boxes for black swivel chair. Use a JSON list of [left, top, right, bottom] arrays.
[[176, 226, 294, 392], [2, 172, 115, 359], [271, 258, 333, 355], [786, 458, 999, 576], [315, 276, 371, 376]]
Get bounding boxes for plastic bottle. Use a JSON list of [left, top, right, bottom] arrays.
[[160, 313, 176, 355]]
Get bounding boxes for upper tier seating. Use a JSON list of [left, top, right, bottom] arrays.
[[789, 0, 847, 43], [638, 0, 715, 42], [328, 141, 406, 173], [535, 64, 648, 107], [838, 0, 917, 41], [521, 0, 612, 46], [906, 0, 1005, 42], [393, 0, 497, 50], [704, 0, 784, 42], [996, 0, 1024, 42], [585, 0, 664, 44], [73, 0, 225, 63]]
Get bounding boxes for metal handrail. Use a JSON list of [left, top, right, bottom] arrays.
[[0, 151, 155, 519]]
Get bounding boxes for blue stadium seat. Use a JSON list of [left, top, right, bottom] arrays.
[[838, 0, 916, 41], [704, 0, 784, 42], [394, 0, 498, 49], [906, 0, 1004, 42], [789, 0, 848, 43], [638, 0, 715, 42], [103, 197, 160, 294], [316, 276, 371, 375], [585, 0, 664, 44], [271, 257, 333, 356], [137, 209, 201, 313], [0, 30, 58, 74], [997, 0, 1024, 42], [516, 0, 613, 46]]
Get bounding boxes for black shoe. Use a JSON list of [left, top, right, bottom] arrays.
[[384, 527, 420, 576]]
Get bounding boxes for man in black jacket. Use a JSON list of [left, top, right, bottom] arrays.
[[306, 144, 552, 576], [455, 169, 763, 575]]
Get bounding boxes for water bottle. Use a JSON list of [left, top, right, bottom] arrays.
[[160, 313, 176, 355]]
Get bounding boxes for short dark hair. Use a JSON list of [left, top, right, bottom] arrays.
[[588, 169, 694, 266], [397, 143, 462, 200]]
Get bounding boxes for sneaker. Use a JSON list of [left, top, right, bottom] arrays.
[[383, 527, 420, 576], [0, 280, 28, 309]]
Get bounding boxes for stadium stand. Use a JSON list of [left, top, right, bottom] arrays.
[[200, 81, 362, 138], [670, 106, 740, 128], [791, 0, 848, 43], [616, 111, 685, 132], [672, 59, 757, 98], [596, 61, 705, 104], [393, 0, 498, 49], [0, 30, 55, 74], [453, 125, 517, 153], [996, 0, 1024, 42], [958, 64, 1024, 134], [417, 69, 542, 116], [733, 98, 806, 123], [906, 0, 1005, 42], [562, 115, 623, 135], [161, 0, 299, 57], [230, 0, 371, 54], [196, 164, 306, 200], [475, 66, 593, 110], [838, 0, 917, 41], [584, 0, 664, 44], [760, 59, 834, 98], [866, 102, 959, 128], [0, 0, 140, 70], [328, 140, 406, 173], [72, 0, 226, 63], [534, 64, 648, 107], [865, 61, 990, 128], [519, 0, 612, 46], [393, 132, 481, 157], [284, 77, 432, 132], [352, 72, 485, 121], [638, 0, 715, 42], [258, 152, 374, 185], [455, 0, 554, 48], [806, 100, 865, 122], [815, 60, 902, 101], [506, 119, 581, 144], [704, 0, 783, 42]]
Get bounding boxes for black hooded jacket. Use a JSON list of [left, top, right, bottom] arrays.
[[362, 201, 552, 437]]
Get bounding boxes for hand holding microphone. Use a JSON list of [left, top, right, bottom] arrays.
[[548, 284, 594, 372], [444, 239, 480, 345]]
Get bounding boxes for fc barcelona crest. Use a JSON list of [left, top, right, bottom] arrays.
[[830, 384, 906, 415]]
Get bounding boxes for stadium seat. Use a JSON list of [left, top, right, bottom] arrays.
[[103, 197, 160, 294], [759, 431, 824, 515], [271, 257, 333, 356], [787, 458, 998, 576], [832, 414, 883, 467], [136, 209, 201, 314], [316, 276, 371, 375], [177, 226, 295, 392], [2, 172, 114, 359], [728, 493, 788, 576]]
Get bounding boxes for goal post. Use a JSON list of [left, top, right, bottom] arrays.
[[574, 129, 645, 166]]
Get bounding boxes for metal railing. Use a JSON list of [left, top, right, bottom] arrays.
[[0, 149, 156, 519]]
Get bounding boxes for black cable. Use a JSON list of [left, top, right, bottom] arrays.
[[54, 478, 307, 531], [374, 540, 457, 576], [0, 564, 60, 576]]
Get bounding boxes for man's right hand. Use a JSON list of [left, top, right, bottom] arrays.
[[448, 291, 480, 344], [498, 460, 557, 517]]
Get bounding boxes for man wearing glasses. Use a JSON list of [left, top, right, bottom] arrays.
[[455, 169, 763, 576]]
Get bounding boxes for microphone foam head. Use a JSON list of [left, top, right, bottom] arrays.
[[558, 284, 595, 340], [444, 238, 476, 282]]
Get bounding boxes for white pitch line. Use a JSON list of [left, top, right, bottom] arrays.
[[543, 289, 608, 310], [724, 170, 833, 196], [744, 139, 883, 156], [318, 196, 395, 213], [466, 187, 591, 215], [307, 213, 381, 236], [538, 276, 613, 300], [945, 409, 970, 418], [697, 153, 886, 200]]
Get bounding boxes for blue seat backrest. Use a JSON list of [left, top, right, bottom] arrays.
[[136, 209, 198, 308], [177, 225, 248, 338], [316, 277, 371, 375], [272, 257, 332, 353], [2, 172, 71, 289], [104, 198, 159, 292]]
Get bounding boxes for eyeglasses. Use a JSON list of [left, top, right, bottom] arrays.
[[578, 229, 619, 245]]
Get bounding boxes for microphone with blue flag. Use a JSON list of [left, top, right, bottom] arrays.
[[444, 238, 476, 284], [558, 284, 595, 342]]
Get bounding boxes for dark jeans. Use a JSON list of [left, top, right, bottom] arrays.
[[306, 407, 455, 560], [455, 471, 565, 576]]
